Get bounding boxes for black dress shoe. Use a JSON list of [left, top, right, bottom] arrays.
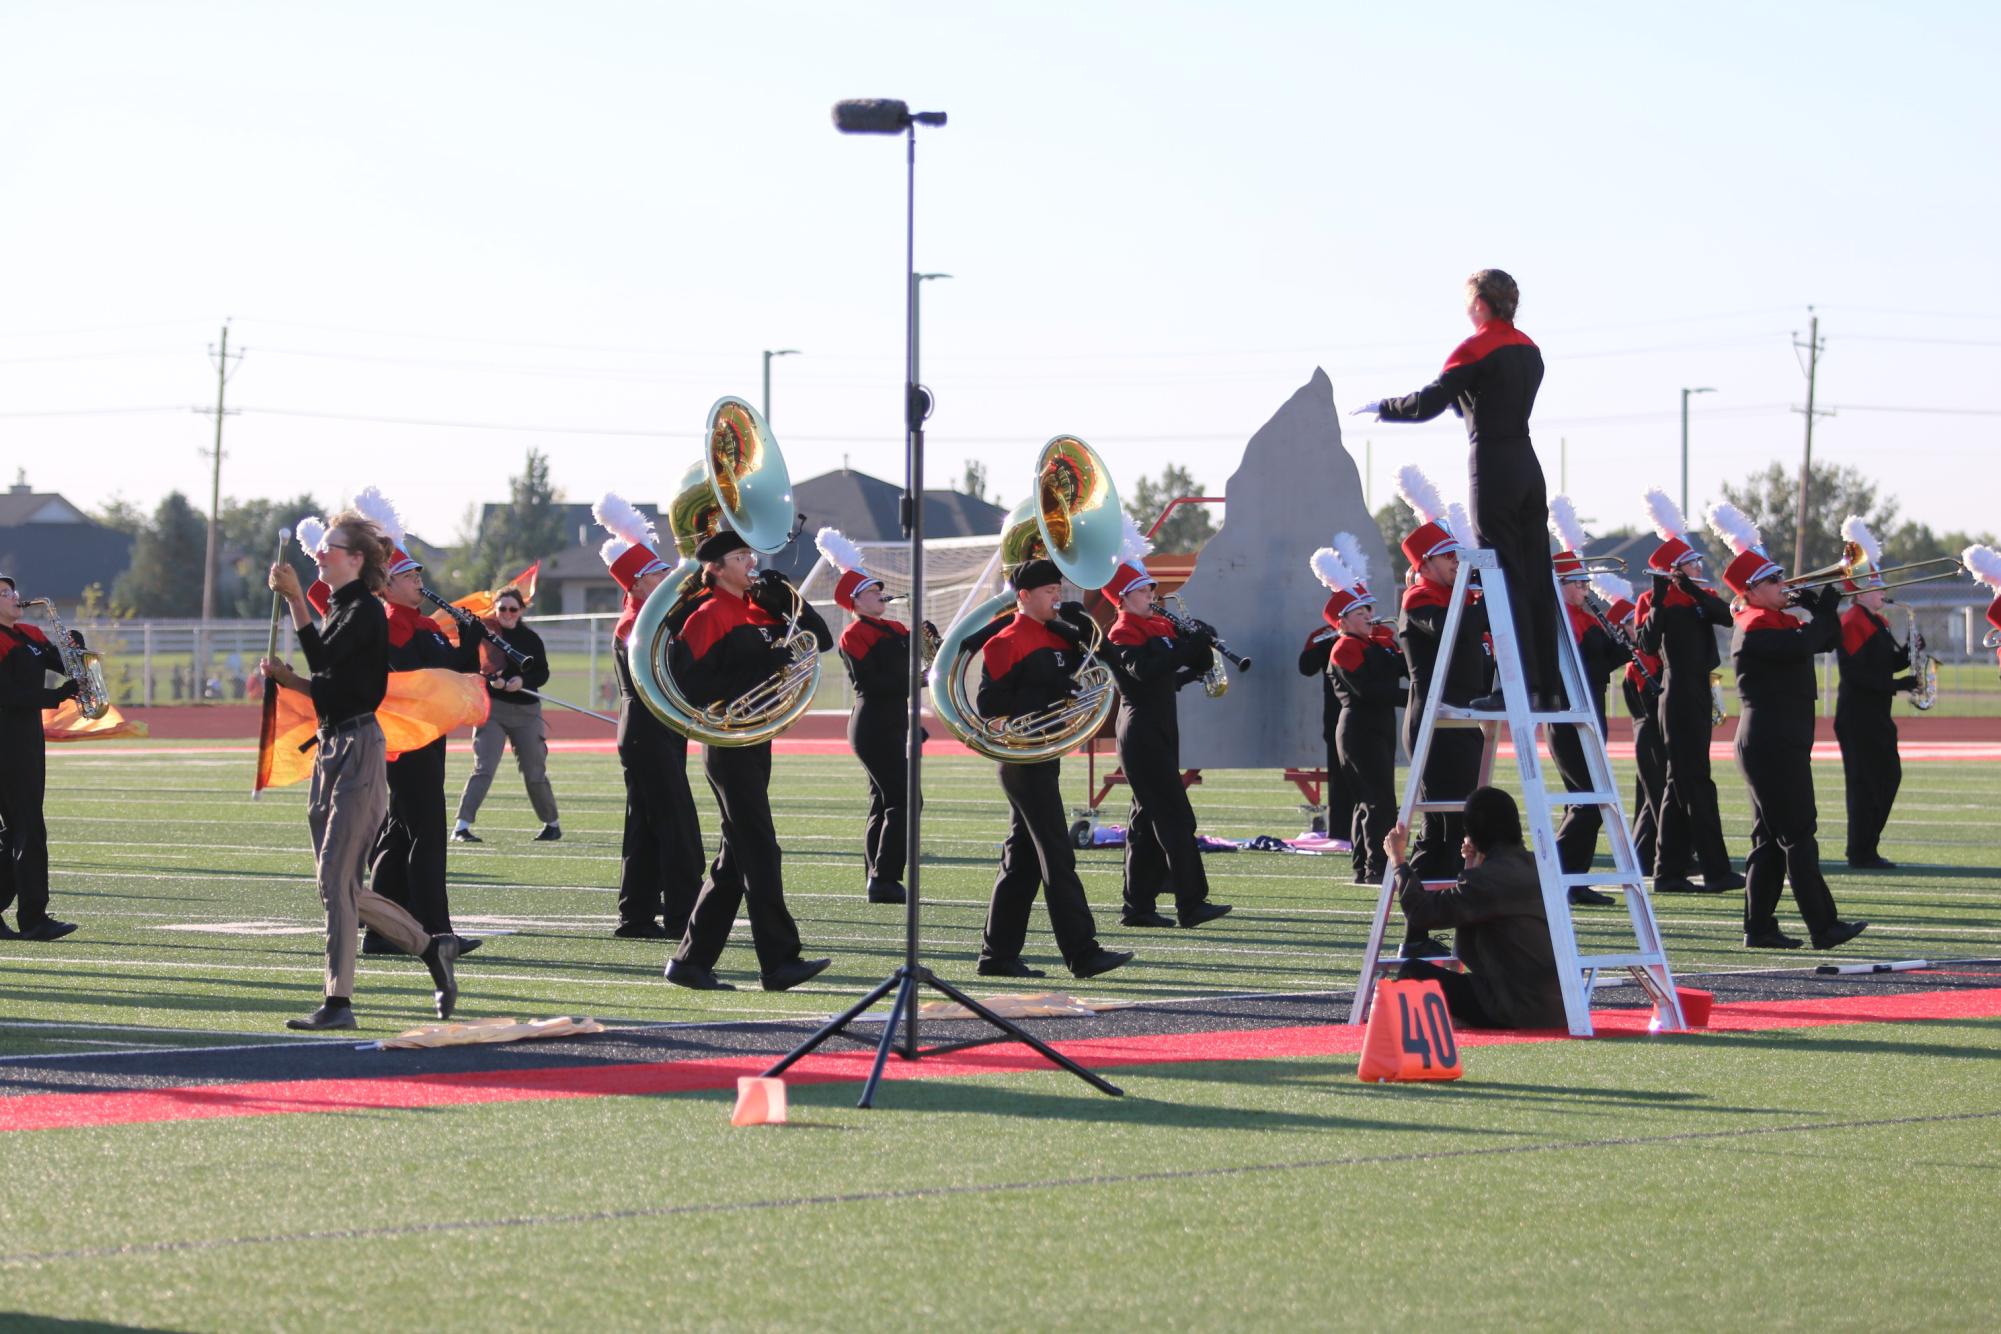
[[976, 956, 1047, 978], [1353, 869, 1381, 886], [450, 934, 481, 956], [424, 934, 461, 1019], [1070, 948, 1135, 980], [1119, 910, 1175, 928], [762, 957, 833, 992], [18, 919, 77, 942], [1704, 871, 1747, 893], [1744, 927, 1804, 950], [1532, 689, 1571, 712], [533, 825, 563, 842], [1569, 887, 1616, 907], [0, 917, 16, 940], [1467, 691, 1509, 713], [613, 921, 670, 939], [451, 828, 482, 843], [664, 959, 735, 990], [1811, 920, 1869, 950], [1397, 935, 1453, 960], [1652, 876, 1701, 895], [866, 879, 907, 905], [1846, 856, 1895, 870], [1178, 902, 1233, 928], [285, 1001, 356, 1031]]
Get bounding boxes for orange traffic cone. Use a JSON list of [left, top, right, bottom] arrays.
[[1357, 978, 1463, 1082], [731, 1076, 789, 1125]]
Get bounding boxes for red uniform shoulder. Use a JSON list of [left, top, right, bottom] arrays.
[[982, 615, 1065, 680], [1733, 607, 1797, 634], [384, 601, 432, 649], [1442, 319, 1537, 372], [1331, 635, 1368, 672], [840, 617, 887, 658], [1840, 605, 1883, 657], [1401, 579, 1450, 612], [1564, 604, 1596, 641]]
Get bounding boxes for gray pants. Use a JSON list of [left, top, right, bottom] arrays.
[[309, 718, 430, 996], [455, 696, 558, 827]]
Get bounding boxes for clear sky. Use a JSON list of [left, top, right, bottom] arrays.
[[3, 1, 1996, 552]]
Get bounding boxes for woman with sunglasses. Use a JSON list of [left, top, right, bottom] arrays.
[[453, 586, 560, 844]]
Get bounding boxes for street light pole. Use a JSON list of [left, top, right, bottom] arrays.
[[911, 273, 951, 393], [1680, 385, 1715, 519], [762, 348, 800, 423]]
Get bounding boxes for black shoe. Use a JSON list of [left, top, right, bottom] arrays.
[[1846, 856, 1895, 870], [0, 917, 16, 940], [664, 959, 735, 990], [1532, 689, 1571, 712], [451, 934, 481, 957], [762, 957, 833, 992], [533, 825, 563, 842], [1178, 902, 1233, 928], [1745, 927, 1804, 950], [613, 921, 670, 939], [1120, 910, 1175, 928], [360, 933, 398, 955], [1704, 871, 1747, 893], [1467, 691, 1508, 713], [18, 919, 77, 942], [1398, 936, 1453, 961], [866, 879, 907, 905], [451, 828, 482, 843], [1811, 920, 1869, 951], [1353, 869, 1381, 886], [1652, 876, 1702, 895], [976, 956, 1047, 978], [1569, 888, 1616, 907], [285, 1001, 356, 1031], [423, 934, 461, 1019], [1070, 948, 1135, 980]]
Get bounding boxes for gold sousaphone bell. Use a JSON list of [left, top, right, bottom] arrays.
[[626, 396, 822, 747], [929, 436, 1125, 764]]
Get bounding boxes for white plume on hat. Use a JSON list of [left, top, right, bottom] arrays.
[[1446, 502, 1473, 546], [1333, 531, 1370, 588], [593, 492, 658, 568], [1117, 512, 1154, 568], [1841, 515, 1882, 570], [1591, 572, 1634, 605], [1310, 546, 1358, 593], [814, 526, 868, 575], [1395, 465, 1447, 525], [1964, 544, 2001, 592], [1548, 494, 1588, 553], [1704, 501, 1763, 557], [295, 515, 327, 558], [1643, 488, 1689, 541], [349, 487, 406, 547]]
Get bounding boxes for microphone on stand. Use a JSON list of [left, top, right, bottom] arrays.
[[832, 99, 948, 133]]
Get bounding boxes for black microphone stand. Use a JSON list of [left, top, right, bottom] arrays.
[[760, 107, 1120, 1107]]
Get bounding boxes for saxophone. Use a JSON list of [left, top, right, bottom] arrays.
[[24, 599, 110, 719], [1892, 604, 1937, 711]]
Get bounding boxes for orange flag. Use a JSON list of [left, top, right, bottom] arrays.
[[44, 699, 150, 742], [255, 669, 491, 791], [432, 560, 541, 643]]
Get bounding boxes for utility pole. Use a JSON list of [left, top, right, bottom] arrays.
[[195, 321, 243, 625], [1790, 310, 1832, 575], [1680, 386, 1715, 520], [761, 348, 800, 424]]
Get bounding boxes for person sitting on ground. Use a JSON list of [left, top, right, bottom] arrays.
[[1384, 786, 1565, 1029]]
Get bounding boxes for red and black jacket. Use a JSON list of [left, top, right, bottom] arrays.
[[1566, 603, 1631, 734], [1106, 610, 1210, 715], [977, 611, 1089, 722], [1622, 590, 1665, 713], [385, 601, 483, 674], [1399, 577, 1488, 708], [0, 621, 76, 719], [1640, 572, 1731, 710], [1731, 586, 1841, 715], [1328, 624, 1405, 725], [839, 615, 913, 704], [672, 583, 832, 710], [1835, 604, 1910, 703], [1376, 320, 1543, 446]]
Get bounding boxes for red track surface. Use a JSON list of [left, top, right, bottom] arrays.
[[7, 986, 1998, 1134]]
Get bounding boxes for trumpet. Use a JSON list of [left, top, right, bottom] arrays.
[[1154, 594, 1250, 699], [420, 585, 534, 673], [23, 598, 109, 719], [1574, 555, 1627, 575], [1785, 543, 1964, 596]]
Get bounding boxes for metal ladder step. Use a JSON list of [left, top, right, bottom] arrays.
[[1434, 704, 1601, 727]]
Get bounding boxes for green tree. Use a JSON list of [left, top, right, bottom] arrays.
[[1372, 497, 1417, 562], [1717, 461, 1894, 574], [92, 495, 147, 537], [110, 492, 207, 617], [1124, 464, 1215, 555], [218, 493, 323, 618], [450, 449, 566, 592]]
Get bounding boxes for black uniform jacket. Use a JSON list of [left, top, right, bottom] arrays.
[[1299, 627, 1341, 741], [385, 601, 484, 675], [1835, 605, 1909, 703], [840, 615, 912, 702], [1105, 610, 1209, 715], [1396, 844, 1566, 1029], [1732, 589, 1841, 727], [1641, 575, 1731, 701], [1329, 624, 1406, 717], [0, 621, 77, 720], [1400, 577, 1489, 707], [977, 612, 1088, 721], [673, 582, 832, 710], [1566, 603, 1631, 731], [1375, 320, 1543, 446]]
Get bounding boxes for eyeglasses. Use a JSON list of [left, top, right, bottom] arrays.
[[323, 543, 358, 555], [496, 605, 522, 614]]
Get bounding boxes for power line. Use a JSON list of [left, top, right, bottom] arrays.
[[0, 405, 189, 418]]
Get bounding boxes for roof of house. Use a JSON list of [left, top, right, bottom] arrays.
[[0, 523, 134, 605], [0, 483, 90, 527]]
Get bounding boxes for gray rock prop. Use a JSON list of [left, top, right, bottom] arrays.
[[1175, 368, 1391, 771]]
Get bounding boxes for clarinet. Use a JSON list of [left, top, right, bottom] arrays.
[[1156, 602, 1253, 673], [1583, 590, 1656, 694], [420, 585, 535, 673]]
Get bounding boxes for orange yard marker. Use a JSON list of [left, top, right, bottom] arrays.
[[731, 1076, 789, 1126], [1357, 978, 1463, 1082]]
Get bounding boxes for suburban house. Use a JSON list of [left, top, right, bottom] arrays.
[[0, 475, 135, 615]]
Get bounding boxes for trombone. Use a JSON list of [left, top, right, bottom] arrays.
[[1784, 542, 1963, 596]]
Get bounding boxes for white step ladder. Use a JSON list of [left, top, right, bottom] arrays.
[[1348, 547, 1687, 1037]]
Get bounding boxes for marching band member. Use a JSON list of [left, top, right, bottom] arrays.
[[1546, 498, 1625, 903], [0, 573, 80, 941], [664, 527, 834, 991], [1354, 269, 1563, 710], [1637, 489, 1743, 895], [1297, 617, 1352, 859], [1967, 546, 2001, 681], [1394, 466, 1489, 930], [819, 526, 918, 906], [1617, 579, 1668, 877], [974, 559, 1133, 980], [351, 488, 487, 955], [1708, 503, 1866, 951], [1833, 517, 1918, 870], [1309, 539, 1404, 888], [1102, 520, 1231, 929], [258, 511, 462, 1029], [596, 495, 705, 941], [452, 585, 561, 844]]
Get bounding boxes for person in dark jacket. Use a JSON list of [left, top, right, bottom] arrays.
[[1619, 588, 1669, 878], [453, 586, 561, 843], [1308, 542, 1404, 887], [1356, 270, 1563, 709], [973, 559, 1133, 981], [818, 527, 920, 906], [0, 574, 81, 941], [1832, 521, 1918, 869], [1546, 548, 1627, 903], [1297, 622, 1356, 863], [1386, 787, 1566, 1030], [594, 494, 707, 941], [664, 528, 834, 992], [1636, 490, 1743, 895], [1101, 541, 1231, 930], [1706, 506, 1868, 951]]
